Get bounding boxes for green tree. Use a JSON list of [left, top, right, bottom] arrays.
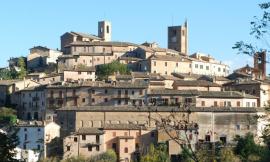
[[0, 128, 20, 162], [0, 107, 17, 125], [219, 148, 241, 162], [140, 143, 170, 162], [96, 61, 130, 80], [0, 68, 18, 80], [18, 57, 26, 79], [88, 149, 117, 162], [234, 133, 267, 162]]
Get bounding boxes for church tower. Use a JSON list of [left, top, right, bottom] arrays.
[[168, 20, 188, 54], [98, 21, 111, 41]]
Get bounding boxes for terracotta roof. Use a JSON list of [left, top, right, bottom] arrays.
[[63, 66, 96, 72], [173, 80, 221, 87], [77, 127, 104, 135], [150, 54, 190, 62], [103, 124, 146, 130], [148, 89, 199, 96], [57, 106, 264, 113], [67, 41, 138, 47], [70, 31, 102, 40], [198, 91, 258, 99]]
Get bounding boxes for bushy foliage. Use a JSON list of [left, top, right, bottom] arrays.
[[234, 133, 270, 162], [0, 107, 17, 125], [96, 61, 130, 80], [18, 57, 26, 79], [0, 68, 18, 80], [140, 143, 170, 162]]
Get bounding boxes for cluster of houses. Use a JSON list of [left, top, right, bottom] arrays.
[[1, 20, 269, 162]]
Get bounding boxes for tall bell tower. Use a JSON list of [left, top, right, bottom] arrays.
[[168, 20, 188, 55], [98, 21, 111, 41]]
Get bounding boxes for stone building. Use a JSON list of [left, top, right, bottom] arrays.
[[63, 66, 96, 82], [63, 124, 154, 162], [56, 106, 261, 146], [223, 79, 270, 107], [168, 21, 188, 54], [63, 127, 105, 159], [17, 85, 46, 121], [27, 46, 62, 71], [45, 81, 148, 118], [189, 53, 229, 76], [172, 80, 221, 91], [0, 79, 40, 107], [147, 89, 258, 107]]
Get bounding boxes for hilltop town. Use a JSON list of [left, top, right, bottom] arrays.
[[0, 20, 269, 162]]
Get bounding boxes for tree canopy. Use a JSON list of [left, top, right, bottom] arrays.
[[96, 61, 130, 80]]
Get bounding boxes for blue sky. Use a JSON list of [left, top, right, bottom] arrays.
[[0, 0, 267, 71]]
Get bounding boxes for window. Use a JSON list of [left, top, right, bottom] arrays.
[[74, 137, 77, 142], [200, 65, 203, 69], [23, 144, 26, 149], [72, 89, 76, 96], [124, 132, 128, 136], [87, 72, 92, 75], [247, 125, 250, 130], [96, 145, 100, 151], [165, 62, 167, 67], [82, 98, 85, 103], [223, 68, 225, 72], [112, 143, 117, 150], [176, 63, 178, 67], [201, 101, 205, 106], [124, 99, 128, 105], [165, 71, 167, 75], [220, 137, 227, 144], [135, 143, 139, 150], [218, 67, 221, 72], [125, 90, 128, 95], [206, 66, 209, 70], [189, 64, 192, 68], [50, 91, 54, 98], [151, 132, 155, 138], [59, 91, 62, 98], [139, 90, 143, 95], [205, 135, 211, 142], [105, 89, 108, 94], [124, 147, 128, 153], [189, 134, 193, 140], [97, 58, 100, 61], [106, 25, 110, 33], [214, 101, 218, 107], [125, 139, 128, 142], [78, 72, 81, 75], [118, 90, 121, 96], [24, 134, 27, 140], [131, 91, 134, 95], [38, 128, 41, 132], [246, 102, 250, 107], [118, 100, 121, 105], [113, 132, 116, 137], [96, 135, 100, 143], [82, 135, 86, 140], [252, 102, 256, 107], [88, 146, 92, 151], [104, 98, 108, 102], [67, 146, 70, 151], [37, 145, 40, 150], [195, 64, 198, 68], [92, 98, 95, 103], [236, 124, 240, 130], [237, 101, 241, 107], [24, 128, 27, 131], [153, 61, 156, 66]]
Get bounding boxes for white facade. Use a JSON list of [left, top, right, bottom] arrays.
[[191, 59, 229, 77], [16, 122, 60, 162]]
